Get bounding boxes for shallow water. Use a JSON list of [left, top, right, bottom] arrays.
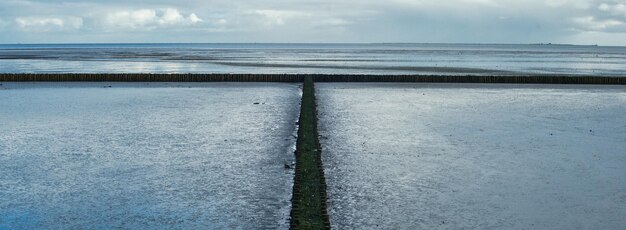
[[0, 82, 300, 229], [317, 83, 626, 229], [1, 43, 626, 75]]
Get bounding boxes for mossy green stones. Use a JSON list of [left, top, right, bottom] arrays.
[[290, 76, 331, 229]]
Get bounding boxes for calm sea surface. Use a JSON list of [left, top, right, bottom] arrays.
[[1, 43, 625, 75]]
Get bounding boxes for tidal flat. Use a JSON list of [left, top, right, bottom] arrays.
[[317, 83, 626, 229], [0, 82, 301, 229]]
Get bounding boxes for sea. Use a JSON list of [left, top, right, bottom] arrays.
[[1, 43, 625, 75]]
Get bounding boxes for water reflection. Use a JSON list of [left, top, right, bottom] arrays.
[[1, 43, 625, 75]]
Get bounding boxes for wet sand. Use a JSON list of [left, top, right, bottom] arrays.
[[0, 82, 301, 229], [317, 83, 626, 229]]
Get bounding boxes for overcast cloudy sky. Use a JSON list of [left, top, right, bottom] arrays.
[[1, 0, 626, 45]]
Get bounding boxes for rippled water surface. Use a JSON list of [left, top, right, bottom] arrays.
[[1, 43, 626, 75], [0, 82, 300, 229], [317, 83, 626, 229]]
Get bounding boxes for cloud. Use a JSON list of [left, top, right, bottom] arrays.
[[104, 8, 202, 30], [598, 3, 626, 17], [1, 0, 626, 45], [572, 16, 626, 32], [315, 18, 351, 27], [216, 19, 228, 25], [545, 0, 592, 9], [567, 2, 626, 33], [189, 13, 203, 23], [15, 16, 83, 31], [254, 10, 310, 26], [159, 8, 202, 25]]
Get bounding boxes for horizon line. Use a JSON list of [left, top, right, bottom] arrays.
[[0, 42, 609, 47]]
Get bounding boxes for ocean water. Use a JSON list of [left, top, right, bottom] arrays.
[[1, 43, 625, 75]]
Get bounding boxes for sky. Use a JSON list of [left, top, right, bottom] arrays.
[[1, 0, 626, 45]]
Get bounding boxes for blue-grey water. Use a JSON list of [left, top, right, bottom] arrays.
[[1, 43, 625, 75], [0, 82, 301, 229], [317, 83, 626, 229]]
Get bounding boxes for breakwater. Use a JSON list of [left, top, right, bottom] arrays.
[[290, 76, 331, 229], [1, 74, 625, 84]]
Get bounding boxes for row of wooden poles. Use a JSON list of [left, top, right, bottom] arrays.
[[290, 76, 331, 230], [1, 74, 625, 84], [0, 74, 303, 82]]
